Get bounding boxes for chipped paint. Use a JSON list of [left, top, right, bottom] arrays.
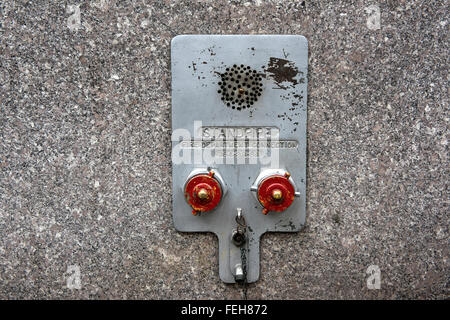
[[265, 57, 300, 89]]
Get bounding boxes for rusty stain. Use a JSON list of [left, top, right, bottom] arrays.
[[262, 56, 304, 126], [265, 57, 299, 89]]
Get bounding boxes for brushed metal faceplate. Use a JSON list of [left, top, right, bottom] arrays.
[[171, 35, 308, 283]]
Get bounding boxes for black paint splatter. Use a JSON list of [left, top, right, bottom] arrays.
[[265, 57, 300, 89]]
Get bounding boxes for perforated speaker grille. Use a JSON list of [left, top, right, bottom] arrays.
[[217, 64, 263, 110]]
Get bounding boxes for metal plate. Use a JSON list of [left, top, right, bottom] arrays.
[[171, 35, 308, 283]]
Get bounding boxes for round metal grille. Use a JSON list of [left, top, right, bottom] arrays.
[[217, 64, 263, 110]]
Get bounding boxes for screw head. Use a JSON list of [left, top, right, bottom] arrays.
[[271, 189, 283, 200], [197, 188, 209, 201], [232, 230, 246, 247]]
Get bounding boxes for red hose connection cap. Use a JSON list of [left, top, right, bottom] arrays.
[[257, 174, 295, 214], [184, 172, 222, 214]]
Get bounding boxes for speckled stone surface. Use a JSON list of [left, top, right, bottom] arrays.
[[0, 0, 448, 299]]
